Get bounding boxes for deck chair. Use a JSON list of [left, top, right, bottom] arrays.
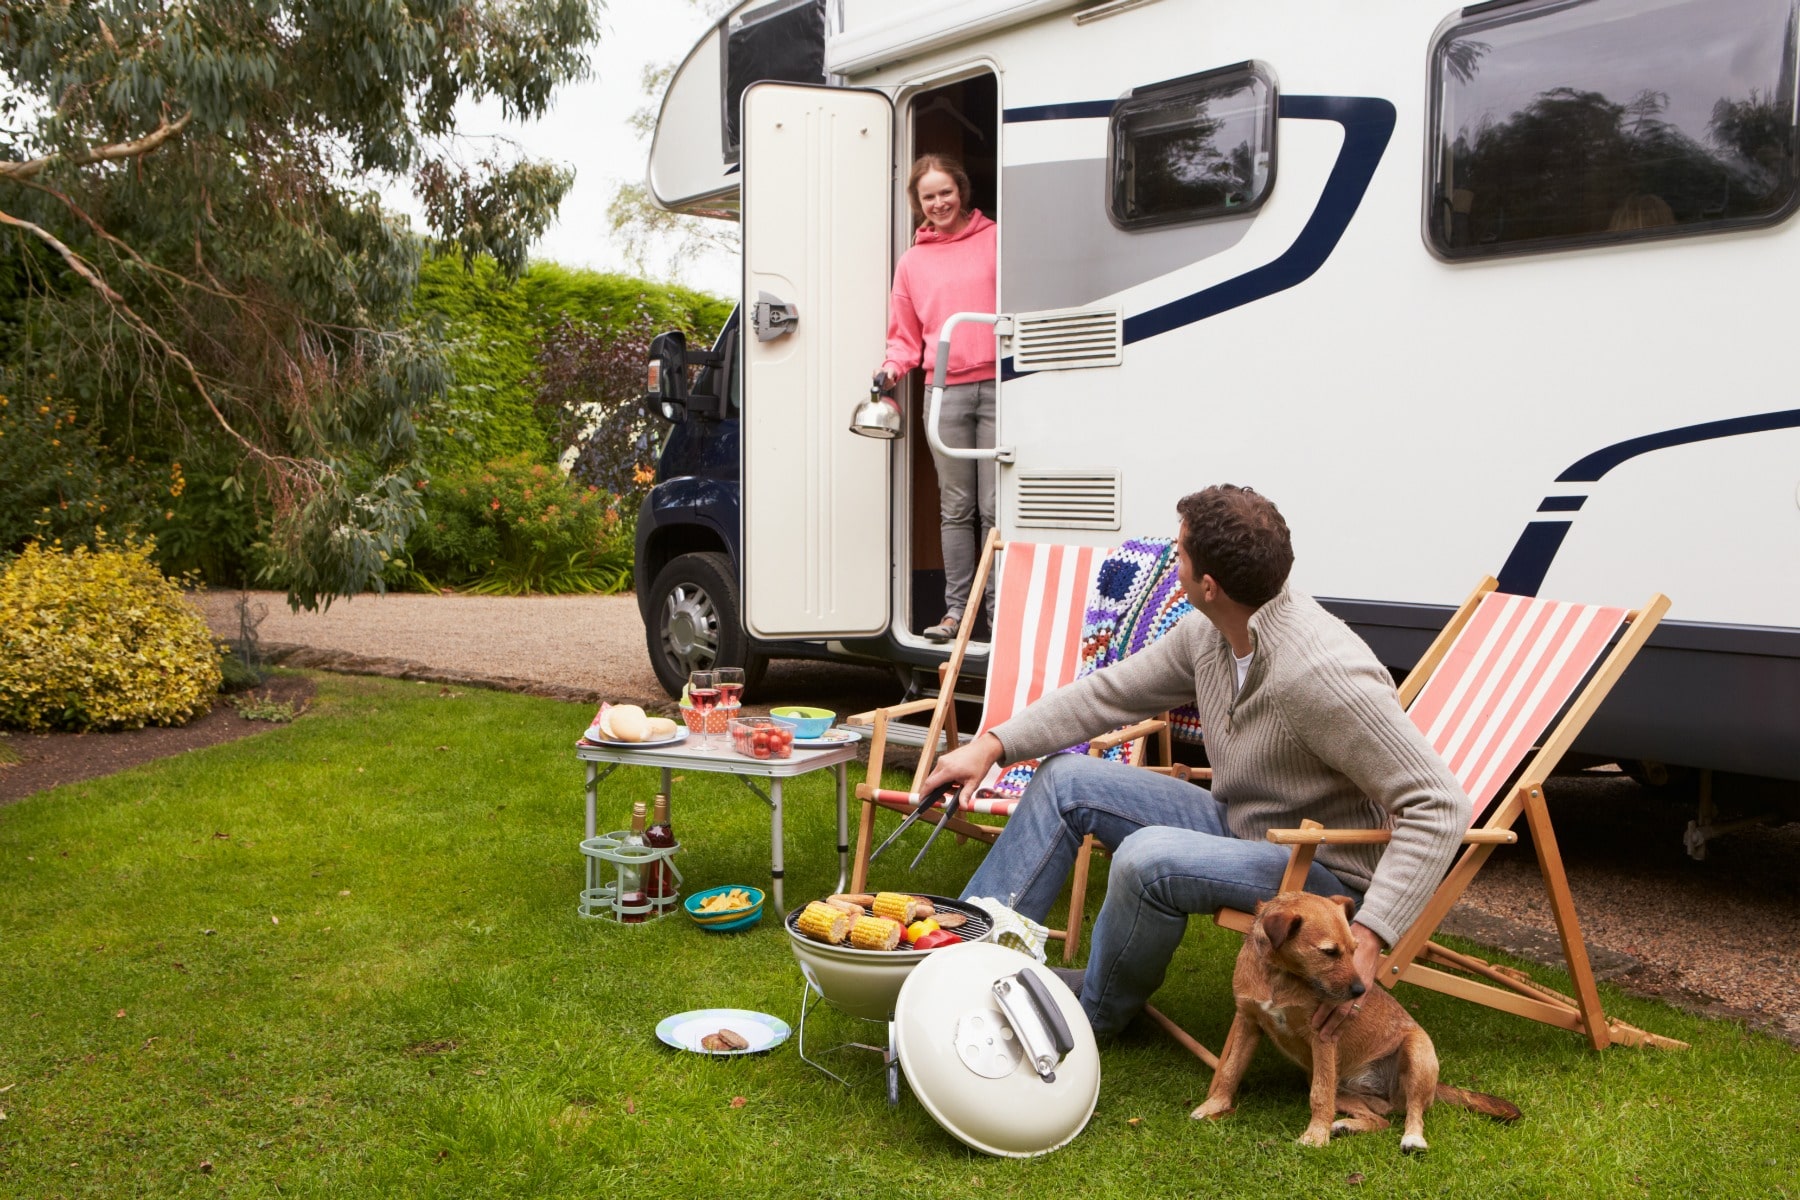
[[848, 532, 1184, 957], [1147, 577, 1684, 1065]]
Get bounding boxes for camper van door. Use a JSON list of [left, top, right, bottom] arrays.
[[740, 81, 895, 640]]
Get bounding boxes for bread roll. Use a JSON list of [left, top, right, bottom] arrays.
[[606, 704, 650, 742], [646, 716, 678, 739]]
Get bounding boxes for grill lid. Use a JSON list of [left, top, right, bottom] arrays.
[[893, 941, 1100, 1158]]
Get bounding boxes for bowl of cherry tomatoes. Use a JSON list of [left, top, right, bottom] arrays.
[[728, 715, 796, 759]]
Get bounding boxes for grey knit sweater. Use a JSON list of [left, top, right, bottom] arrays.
[[989, 587, 1470, 947]]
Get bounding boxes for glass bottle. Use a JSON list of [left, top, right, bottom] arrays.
[[644, 792, 677, 914], [617, 800, 649, 923]]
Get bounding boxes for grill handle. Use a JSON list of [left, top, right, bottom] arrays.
[[992, 967, 1075, 1083]]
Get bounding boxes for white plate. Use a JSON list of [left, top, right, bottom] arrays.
[[580, 726, 690, 749], [656, 1008, 791, 1056], [791, 728, 862, 749]]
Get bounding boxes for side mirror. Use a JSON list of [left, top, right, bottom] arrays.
[[646, 331, 691, 423]]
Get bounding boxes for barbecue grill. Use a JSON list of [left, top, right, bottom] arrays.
[[786, 895, 995, 1102]]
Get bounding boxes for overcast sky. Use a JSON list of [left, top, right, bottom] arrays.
[[384, 1, 740, 298]]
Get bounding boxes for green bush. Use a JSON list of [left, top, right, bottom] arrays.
[[399, 456, 631, 595], [0, 539, 222, 731]]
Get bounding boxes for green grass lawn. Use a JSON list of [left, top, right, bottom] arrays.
[[1, 673, 1794, 1198]]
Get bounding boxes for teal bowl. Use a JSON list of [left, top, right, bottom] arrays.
[[685, 885, 765, 932], [769, 706, 836, 739]]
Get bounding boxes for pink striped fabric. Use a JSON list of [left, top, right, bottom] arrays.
[[964, 542, 1107, 813], [1406, 592, 1627, 820]]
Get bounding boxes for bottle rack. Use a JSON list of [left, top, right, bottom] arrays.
[[578, 831, 684, 922]]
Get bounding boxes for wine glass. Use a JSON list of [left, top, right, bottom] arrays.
[[715, 666, 745, 719], [687, 669, 718, 750]]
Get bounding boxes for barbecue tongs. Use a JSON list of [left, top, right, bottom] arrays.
[[867, 783, 962, 871]]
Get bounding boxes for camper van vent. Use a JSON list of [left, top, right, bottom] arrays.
[[1009, 306, 1124, 373], [1014, 472, 1122, 531]]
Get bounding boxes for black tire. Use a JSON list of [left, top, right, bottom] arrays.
[[643, 551, 768, 698]]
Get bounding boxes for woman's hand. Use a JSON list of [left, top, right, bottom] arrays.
[[872, 368, 895, 393]]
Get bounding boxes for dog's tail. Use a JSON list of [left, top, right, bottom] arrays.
[[1434, 1084, 1522, 1122]]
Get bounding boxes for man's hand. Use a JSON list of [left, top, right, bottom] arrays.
[[922, 731, 1005, 808], [1311, 921, 1384, 1040]]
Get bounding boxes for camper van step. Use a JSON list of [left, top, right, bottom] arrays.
[[875, 721, 973, 751]]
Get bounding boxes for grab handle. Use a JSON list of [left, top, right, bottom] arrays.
[[926, 312, 1014, 464]]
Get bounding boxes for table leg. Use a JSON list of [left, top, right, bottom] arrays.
[[835, 763, 849, 895], [585, 763, 597, 839], [770, 777, 785, 919]]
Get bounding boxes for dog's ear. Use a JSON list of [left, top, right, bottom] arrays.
[[1260, 908, 1301, 952], [1328, 894, 1357, 922]]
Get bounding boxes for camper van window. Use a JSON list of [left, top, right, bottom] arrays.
[[1427, 0, 1800, 259], [721, 0, 828, 164], [1108, 62, 1276, 230]]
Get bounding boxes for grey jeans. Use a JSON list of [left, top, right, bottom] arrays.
[[931, 379, 997, 621]]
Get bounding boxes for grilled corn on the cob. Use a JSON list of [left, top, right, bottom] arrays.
[[871, 892, 918, 925], [796, 901, 850, 944], [850, 916, 903, 951]]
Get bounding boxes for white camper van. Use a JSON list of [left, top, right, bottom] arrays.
[[635, 0, 1800, 790]]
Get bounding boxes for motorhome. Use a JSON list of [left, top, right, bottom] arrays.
[[634, 0, 1800, 795]]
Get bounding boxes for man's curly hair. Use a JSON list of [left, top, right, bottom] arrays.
[[1175, 485, 1293, 608]]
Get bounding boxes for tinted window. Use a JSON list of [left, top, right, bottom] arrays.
[[722, 0, 827, 163], [1109, 62, 1277, 230], [1428, 0, 1800, 258]]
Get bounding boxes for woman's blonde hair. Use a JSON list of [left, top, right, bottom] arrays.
[[906, 153, 974, 231]]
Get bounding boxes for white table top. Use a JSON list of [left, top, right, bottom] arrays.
[[575, 736, 858, 777]]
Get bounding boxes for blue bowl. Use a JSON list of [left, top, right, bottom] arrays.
[[769, 706, 836, 739], [685, 885, 766, 932]]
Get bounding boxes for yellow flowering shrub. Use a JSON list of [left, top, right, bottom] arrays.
[[0, 539, 221, 731]]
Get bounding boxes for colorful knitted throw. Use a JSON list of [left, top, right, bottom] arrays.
[[985, 536, 1204, 798]]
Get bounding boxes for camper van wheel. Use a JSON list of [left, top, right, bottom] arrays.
[[645, 550, 766, 698]]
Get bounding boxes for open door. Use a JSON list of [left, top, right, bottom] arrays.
[[741, 82, 895, 640]]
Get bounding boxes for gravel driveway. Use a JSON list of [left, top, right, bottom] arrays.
[[194, 588, 1800, 1046]]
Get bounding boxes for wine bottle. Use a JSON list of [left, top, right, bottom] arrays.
[[644, 793, 677, 913], [618, 801, 649, 923]]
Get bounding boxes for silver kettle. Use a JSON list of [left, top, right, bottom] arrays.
[[849, 383, 903, 439]]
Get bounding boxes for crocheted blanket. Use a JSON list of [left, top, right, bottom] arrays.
[[985, 536, 1204, 799]]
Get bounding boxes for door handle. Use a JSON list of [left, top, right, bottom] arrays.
[[926, 311, 1014, 464], [752, 291, 799, 341]]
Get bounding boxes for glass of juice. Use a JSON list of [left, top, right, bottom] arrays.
[[687, 670, 718, 749], [715, 667, 745, 719]]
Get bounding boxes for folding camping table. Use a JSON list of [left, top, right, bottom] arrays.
[[575, 736, 855, 918]]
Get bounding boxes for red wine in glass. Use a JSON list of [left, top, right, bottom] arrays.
[[717, 682, 743, 705], [690, 687, 720, 710]]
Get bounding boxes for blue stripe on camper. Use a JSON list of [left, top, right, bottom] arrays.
[[1003, 101, 1115, 122], [997, 94, 1396, 379], [1499, 407, 1800, 594]]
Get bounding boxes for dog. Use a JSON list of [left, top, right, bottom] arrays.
[[1190, 890, 1520, 1150]]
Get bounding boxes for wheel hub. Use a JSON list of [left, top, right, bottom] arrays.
[[662, 582, 719, 674]]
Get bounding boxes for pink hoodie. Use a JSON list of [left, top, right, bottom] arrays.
[[881, 211, 997, 387]]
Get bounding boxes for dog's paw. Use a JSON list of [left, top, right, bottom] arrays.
[[1190, 1098, 1234, 1121], [1330, 1119, 1356, 1138], [1297, 1125, 1332, 1148], [1400, 1134, 1429, 1154]]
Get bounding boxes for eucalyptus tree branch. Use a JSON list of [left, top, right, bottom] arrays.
[[0, 111, 194, 181]]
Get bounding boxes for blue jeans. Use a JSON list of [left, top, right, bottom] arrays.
[[959, 753, 1359, 1037]]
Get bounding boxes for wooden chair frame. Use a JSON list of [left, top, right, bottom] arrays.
[[1146, 577, 1685, 1062], [848, 530, 1171, 960]]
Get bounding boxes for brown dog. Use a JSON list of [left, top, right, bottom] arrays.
[[1190, 891, 1519, 1150]]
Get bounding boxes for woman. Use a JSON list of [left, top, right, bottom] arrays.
[[875, 154, 997, 642]]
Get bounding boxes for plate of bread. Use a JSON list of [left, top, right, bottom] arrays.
[[582, 702, 687, 747]]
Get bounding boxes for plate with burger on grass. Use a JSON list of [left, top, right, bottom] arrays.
[[581, 702, 688, 748]]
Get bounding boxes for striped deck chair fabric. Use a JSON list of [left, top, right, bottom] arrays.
[[964, 541, 1107, 814], [1407, 591, 1629, 819]]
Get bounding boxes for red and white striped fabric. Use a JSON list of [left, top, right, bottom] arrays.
[[1406, 592, 1627, 820], [963, 541, 1107, 814]]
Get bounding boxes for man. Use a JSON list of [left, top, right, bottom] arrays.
[[925, 485, 1469, 1038]]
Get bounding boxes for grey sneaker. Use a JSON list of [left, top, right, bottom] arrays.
[[922, 616, 960, 643]]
